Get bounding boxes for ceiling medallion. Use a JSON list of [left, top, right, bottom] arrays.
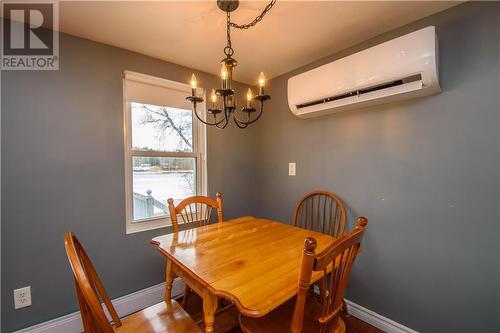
[[187, 0, 276, 129]]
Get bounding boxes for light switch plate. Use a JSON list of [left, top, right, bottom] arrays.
[[288, 162, 296, 176], [14, 286, 32, 309]]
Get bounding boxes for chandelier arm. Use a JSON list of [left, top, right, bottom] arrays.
[[233, 110, 249, 128], [233, 112, 251, 126], [193, 101, 226, 126], [212, 113, 229, 126], [233, 116, 249, 129], [229, 0, 276, 30], [217, 116, 230, 129], [233, 101, 264, 125], [215, 104, 231, 129], [215, 113, 229, 129]]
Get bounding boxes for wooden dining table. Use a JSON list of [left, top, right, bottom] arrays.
[[150, 217, 336, 333]]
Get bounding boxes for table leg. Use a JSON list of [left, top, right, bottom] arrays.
[[165, 259, 173, 302], [203, 289, 218, 333]]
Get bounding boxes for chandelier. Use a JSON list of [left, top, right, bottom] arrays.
[[186, 0, 275, 129]]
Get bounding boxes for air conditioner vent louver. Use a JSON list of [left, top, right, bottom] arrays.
[[288, 26, 441, 118]]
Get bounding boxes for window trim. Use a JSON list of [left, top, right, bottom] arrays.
[[123, 71, 207, 234]]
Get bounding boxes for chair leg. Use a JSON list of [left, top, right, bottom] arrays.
[[182, 285, 191, 309]]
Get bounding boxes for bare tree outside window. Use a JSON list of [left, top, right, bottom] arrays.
[[130, 102, 196, 221], [131, 102, 193, 152]]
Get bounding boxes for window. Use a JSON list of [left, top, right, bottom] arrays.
[[123, 71, 207, 233]]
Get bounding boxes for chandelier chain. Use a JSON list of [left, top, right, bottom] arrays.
[[225, 10, 233, 56], [229, 0, 276, 30]]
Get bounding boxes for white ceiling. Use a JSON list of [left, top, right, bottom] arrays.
[[56, 1, 460, 84]]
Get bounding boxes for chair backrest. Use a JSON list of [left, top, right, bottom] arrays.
[[290, 217, 368, 333], [64, 233, 121, 333], [168, 192, 223, 233], [293, 191, 347, 238]]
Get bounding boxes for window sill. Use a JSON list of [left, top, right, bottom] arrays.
[[126, 216, 172, 234]]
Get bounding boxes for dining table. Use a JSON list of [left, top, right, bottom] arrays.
[[150, 216, 336, 333]]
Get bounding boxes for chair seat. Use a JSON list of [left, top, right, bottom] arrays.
[[116, 300, 201, 333], [239, 297, 345, 333]]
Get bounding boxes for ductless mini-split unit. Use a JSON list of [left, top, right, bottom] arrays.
[[287, 26, 441, 118]]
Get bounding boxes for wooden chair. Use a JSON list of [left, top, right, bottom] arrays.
[[64, 232, 201, 333], [293, 191, 347, 238], [239, 217, 368, 333], [293, 191, 349, 316], [168, 192, 223, 233], [167, 192, 223, 309]]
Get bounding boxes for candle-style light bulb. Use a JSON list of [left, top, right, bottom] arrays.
[[258, 72, 266, 95], [221, 64, 228, 89], [211, 88, 217, 109], [221, 66, 228, 80], [246, 88, 253, 108], [227, 95, 234, 108], [211, 89, 217, 103], [190, 73, 197, 96]]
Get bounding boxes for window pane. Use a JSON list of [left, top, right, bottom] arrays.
[[131, 102, 193, 152], [132, 156, 196, 221]]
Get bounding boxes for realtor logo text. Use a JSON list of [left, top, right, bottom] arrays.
[[1, 1, 59, 70]]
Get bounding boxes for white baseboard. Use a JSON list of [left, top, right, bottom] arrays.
[[13, 282, 417, 333], [345, 299, 419, 333], [13, 279, 185, 333]]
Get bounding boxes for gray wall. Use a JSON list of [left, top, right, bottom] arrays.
[[2, 2, 500, 332], [1, 31, 256, 331], [253, 2, 499, 332]]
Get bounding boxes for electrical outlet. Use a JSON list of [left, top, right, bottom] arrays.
[[14, 286, 32, 309], [288, 162, 296, 176]]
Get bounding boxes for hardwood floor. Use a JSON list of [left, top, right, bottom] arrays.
[[177, 293, 385, 333]]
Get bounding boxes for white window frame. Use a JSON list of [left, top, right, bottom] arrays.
[[123, 71, 207, 234]]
